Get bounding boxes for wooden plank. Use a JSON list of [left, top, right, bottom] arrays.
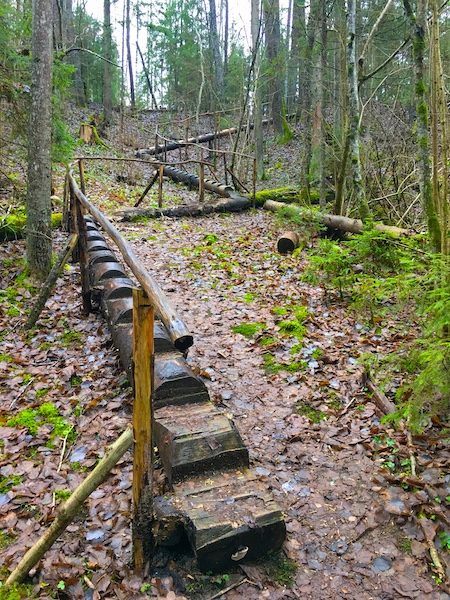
[[132, 288, 154, 573], [164, 470, 285, 571], [154, 402, 248, 483]]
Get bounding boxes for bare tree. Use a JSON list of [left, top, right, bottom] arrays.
[[263, 0, 283, 135], [252, 0, 264, 178], [27, 0, 53, 278], [208, 0, 223, 99], [126, 0, 135, 110], [347, 0, 370, 220], [103, 0, 113, 123]]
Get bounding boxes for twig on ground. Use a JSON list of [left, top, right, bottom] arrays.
[[9, 378, 35, 409], [207, 578, 248, 600]]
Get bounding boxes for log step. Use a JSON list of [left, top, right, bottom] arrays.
[[154, 353, 209, 408], [157, 469, 285, 571], [154, 402, 248, 484]]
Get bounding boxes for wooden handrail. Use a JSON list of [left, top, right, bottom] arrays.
[[68, 171, 193, 352]]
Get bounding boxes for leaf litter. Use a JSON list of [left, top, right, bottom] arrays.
[[0, 200, 448, 598]]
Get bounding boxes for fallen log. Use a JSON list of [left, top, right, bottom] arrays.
[[277, 231, 301, 254], [117, 163, 250, 221], [68, 173, 193, 352], [118, 196, 250, 221], [5, 426, 133, 587], [263, 200, 411, 237]]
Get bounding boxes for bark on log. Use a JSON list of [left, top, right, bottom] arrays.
[[263, 200, 411, 237], [68, 173, 193, 352], [277, 231, 300, 254], [5, 426, 133, 587], [24, 233, 79, 329]]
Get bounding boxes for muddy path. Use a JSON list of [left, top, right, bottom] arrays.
[[116, 210, 440, 599]]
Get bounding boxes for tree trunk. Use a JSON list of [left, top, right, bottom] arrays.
[[136, 41, 158, 110], [347, 0, 370, 220], [251, 0, 264, 179], [263, 0, 283, 135], [103, 0, 113, 124], [310, 0, 327, 206], [223, 0, 229, 79], [403, 0, 440, 251], [289, 0, 305, 107], [126, 0, 135, 110], [300, 0, 318, 191], [208, 0, 223, 99], [27, 0, 53, 279], [63, 0, 85, 105]]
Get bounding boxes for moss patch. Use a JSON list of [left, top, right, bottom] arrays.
[[232, 322, 265, 338]]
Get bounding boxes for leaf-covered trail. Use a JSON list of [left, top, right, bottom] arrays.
[[118, 210, 438, 599]]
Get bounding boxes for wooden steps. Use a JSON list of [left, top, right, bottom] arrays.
[[154, 402, 248, 483], [84, 215, 286, 570], [156, 469, 286, 571]]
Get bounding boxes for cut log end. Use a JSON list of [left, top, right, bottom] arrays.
[[277, 231, 300, 254], [174, 334, 194, 353]]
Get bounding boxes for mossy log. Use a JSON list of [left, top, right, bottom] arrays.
[[264, 200, 411, 237], [118, 196, 250, 221], [0, 212, 62, 242]]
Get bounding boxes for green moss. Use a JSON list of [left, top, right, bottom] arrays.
[[60, 330, 83, 347], [296, 402, 327, 423], [250, 187, 302, 207], [0, 474, 23, 494], [259, 336, 278, 347], [35, 388, 49, 399], [55, 489, 71, 502], [0, 211, 62, 242], [265, 552, 297, 587], [7, 403, 75, 443], [398, 536, 412, 554], [232, 322, 265, 338], [0, 354, 12, 363], [0, 532, 15, 550], [0, 582, 36, 600], [243, 292, 255, 303]]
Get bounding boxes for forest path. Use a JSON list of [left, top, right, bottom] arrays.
[[116, 210, 438, 599]]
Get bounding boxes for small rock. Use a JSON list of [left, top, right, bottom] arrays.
[[371, 556, 392, 573], [255, 467, 270, 477], [329, 539, 349, 556]]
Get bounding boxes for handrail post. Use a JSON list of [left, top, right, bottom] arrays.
[[132, 288, 154, 574], [75, 196, 92, 314], [62, 170, 70, 232], [199, 151, 205, 203], [223, 154, 228, 185], [78, 159, 86, 195], [253, 158, 257, 209], [158, 164, 164, 208]]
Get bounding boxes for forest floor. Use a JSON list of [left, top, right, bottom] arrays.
[[0, 110, 449, 599]]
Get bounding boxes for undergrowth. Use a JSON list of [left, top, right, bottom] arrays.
[[301, 228, 449, 431]]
